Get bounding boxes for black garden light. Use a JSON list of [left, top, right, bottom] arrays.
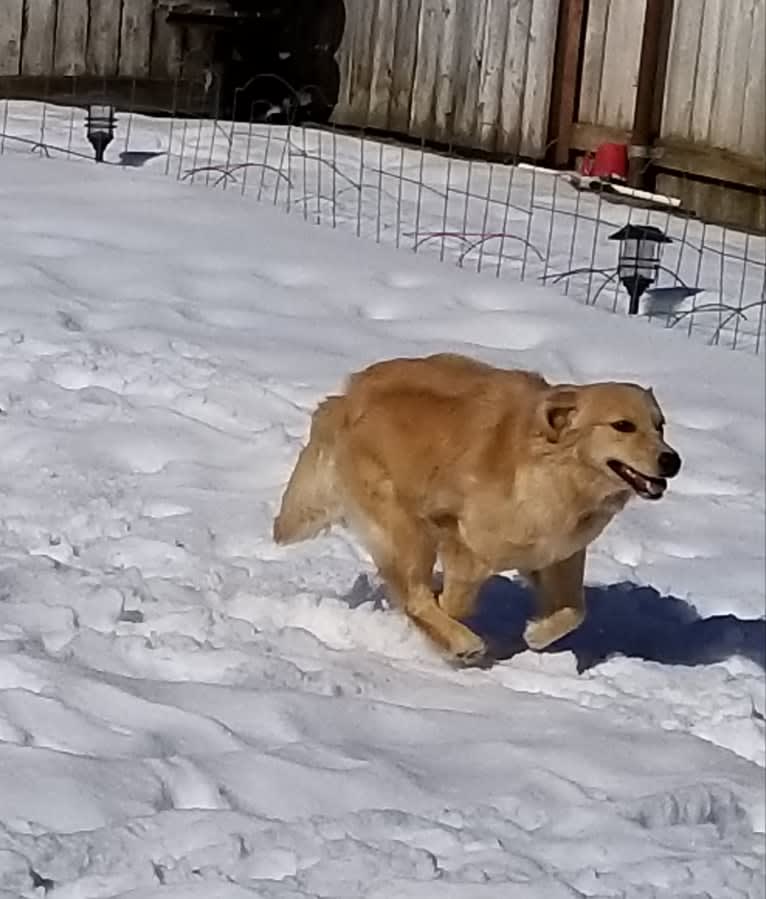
[[85, 104, 116, 163], [609, 224, 673, 315]]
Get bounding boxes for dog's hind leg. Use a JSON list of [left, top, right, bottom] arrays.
[[522, 550, 586, 650], [273, 397, 346, 545]]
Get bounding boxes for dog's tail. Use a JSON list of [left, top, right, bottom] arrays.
[[273, 396, 347, 545]]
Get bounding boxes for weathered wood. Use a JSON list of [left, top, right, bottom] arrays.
[[547, 0, 586, 165], [54, 0, 88, 75], [578, 0, 610, 125], [709, 0, 753, 151], [520, 0, 558, 158], [20, 0, 58, 76], [657, 173, 766, 235], [119, 0, 154, 77], [740, 0, 766, 158], [87, 0, 121, 76], [450, 0, 488, 145], [497, 0, 532, 155], [431, 0, 458, 142], [689, 0, 725, 145], [387, 0, 421, 133], [596, 0, 645, 129], [333, 0, 379, 126], [0, 0, 24, 76], [150, 7, 183, 80], [475, 0, 511, 151], [660, 0, 703, 140], [366, 0, 398, 130], [409, 0, 441, 137]]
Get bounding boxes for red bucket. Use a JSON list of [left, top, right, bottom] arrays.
[[580, 142, 628, 180]]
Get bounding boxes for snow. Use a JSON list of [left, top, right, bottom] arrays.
[[0, 147, 764, 899]]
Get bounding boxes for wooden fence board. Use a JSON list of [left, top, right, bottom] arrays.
[[520, 0, 558, 157], [0, 0, 24, 76], [475, 0, 511, 151], [596, 0, 645, 129], [578, 0, 609, 124], [431, 0, 458, 142], [740, 0, 766, 158], [497, 0, 532, 154], [386, 0, 422, 132], [20, 0, 58, 76], [450, 0, 488, 145], [87, 0, 121, 76], [660, 0, 703, 140], [409, 0, 440, 137], [689, 0, 725, 145], [366, 0, 398, 130], [54, 0, 88, 75], [709, 0, 753, 151], [119, 0, 153, 77]]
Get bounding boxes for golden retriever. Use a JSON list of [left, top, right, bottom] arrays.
[[273, 353, 681, 665]]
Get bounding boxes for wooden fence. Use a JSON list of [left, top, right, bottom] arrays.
[[0, 0, 195, 80], [1, 0, 764, 230], [332, 0, 560, 159]]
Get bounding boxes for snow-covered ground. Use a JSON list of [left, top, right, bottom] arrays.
[[0, 152, 764, 898], [3, 100, 765, 354]]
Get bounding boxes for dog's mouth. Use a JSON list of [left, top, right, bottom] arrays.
[[607, 460, 667, 500]]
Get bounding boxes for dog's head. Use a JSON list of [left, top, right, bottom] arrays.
[[540, 382, 681, 501]]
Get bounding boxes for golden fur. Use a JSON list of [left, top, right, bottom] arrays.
[[273, 353, 681, 665]]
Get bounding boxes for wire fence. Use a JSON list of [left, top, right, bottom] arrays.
[[1, 76, 764, 356]]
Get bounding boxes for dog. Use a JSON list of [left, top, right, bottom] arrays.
[[273, 353, 681, 665]]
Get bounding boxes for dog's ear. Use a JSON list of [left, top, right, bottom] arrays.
[[539, 388, 578, 442]]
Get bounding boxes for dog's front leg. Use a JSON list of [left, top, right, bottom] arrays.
[[521, 550, 586, 650], [437, 529, 491, 623]]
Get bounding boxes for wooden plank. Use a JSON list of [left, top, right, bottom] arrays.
[[497, 0, 532, 155], [150, 7, 183, 79], [119, 0, 154, 77], [475, 0, 511, 151], [547, 0, 587, 165], [409, 0, 441, 137], [366, 0, 399, 130], [740, 0, 766, 158], [689, 0, 725, 144], [0, 0, 24, 76], [571, 122, 766, 190], [20, 0, 58, 76], [333, 0, 379, 126], [596, 0, 645, 129], [657, 173, 766, 234], [577, 0, 609, 124], [87, 0, 121, 76], [54, 0, 88, 75], [520, 0, 559, 158], [451, 0, 488, 145], [387, 0, 421, 133], [431, 0, 458, 142], [659, 0, 703, 140], [709, 0, 753, 151]]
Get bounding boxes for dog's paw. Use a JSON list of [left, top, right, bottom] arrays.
[[450, 632, 490, 668], [523, 607, 584, 651]]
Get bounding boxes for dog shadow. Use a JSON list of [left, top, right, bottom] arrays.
[[343, 574, 765, 672]]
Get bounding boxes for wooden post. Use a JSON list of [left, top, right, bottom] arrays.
[[546, 0, 585, 167], [629, 0, 673, 188]]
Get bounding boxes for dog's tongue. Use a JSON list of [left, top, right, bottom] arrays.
[[638, 473, 666, 499]]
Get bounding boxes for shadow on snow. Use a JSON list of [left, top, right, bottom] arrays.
[[344, 574, 765, 672]]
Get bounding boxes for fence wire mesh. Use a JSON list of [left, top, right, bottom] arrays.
[[2, 80, 764, 356]]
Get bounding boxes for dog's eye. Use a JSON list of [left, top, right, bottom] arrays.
[[611, 420, 636, 433]]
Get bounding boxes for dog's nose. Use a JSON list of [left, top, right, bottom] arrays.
[[658, 450, 681, 478]]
